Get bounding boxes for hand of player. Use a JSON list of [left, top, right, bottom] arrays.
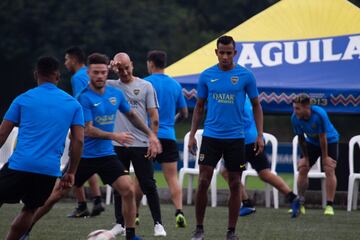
[[324, 156, 337, 169], [188, 135, 198, 155], [254, 135, 264, 156], [146, 133, 162, 159], [60, 173, 75, 189], [109, 60, 123, 73], [113, 132, 134, 147]]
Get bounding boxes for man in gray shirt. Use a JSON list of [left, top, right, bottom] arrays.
[[107, 52, 166, 237]]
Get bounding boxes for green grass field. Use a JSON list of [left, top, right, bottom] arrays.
[[1, 203, 360, 240]]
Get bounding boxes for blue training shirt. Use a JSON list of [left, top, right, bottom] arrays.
[[145, 73, 187, 140], [291, 105, 339, 146], [71, 66, 89, 97], [78, 85, 131, 158], [4, 83, 84, 177], [197, 64, 259, 139]]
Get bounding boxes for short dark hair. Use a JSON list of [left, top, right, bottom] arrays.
[[147, 50, 167, 69], [36, 56, 60, 77], [293, 93, 311, 105], [87, 53, 109, 65], [65, 46, 86, 64], [217, 35, 236, 49]]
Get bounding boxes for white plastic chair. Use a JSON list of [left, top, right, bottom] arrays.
[[105, 163, 147, 205], [60, 131, 71, 171], [241, 133, 279, 209], [0, 127, 18, 168], [292, 135, 327, 208], [178, 129, 220, 207], [347, 135, 360, 212]]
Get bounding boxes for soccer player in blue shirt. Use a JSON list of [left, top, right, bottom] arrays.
[[220, 96, 300, 218], [188, 36, 264, 240], [145, 50, 189, 228], [0, 56, 84, 240], [291, 93, 339, 216], [23, 53, 161, 240], [64, 46, 104, 218]]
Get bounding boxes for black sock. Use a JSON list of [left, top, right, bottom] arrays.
[[77, 201, 87, 210], [327, 201, 333, 206], [286, 192, 297, 203], [175, 209, 184, 216], [242, 199, 254, 208], [196, 225, 204, 231], [93, 196, 102, 205], [136, 213, 139, 218], [125, 228, 135, 239], [227, 227, 235, 233]]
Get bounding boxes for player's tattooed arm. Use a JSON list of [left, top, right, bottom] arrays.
[[125, 109, 162, 158], [147, 107, 159, 135]]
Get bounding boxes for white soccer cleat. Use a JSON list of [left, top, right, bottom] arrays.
[[110, 224, 126, 236], [154, 223, 167, 237]]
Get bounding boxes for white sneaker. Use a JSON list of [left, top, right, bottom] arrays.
[[154, 223, 167, 237], [110, 224, 126, 236]]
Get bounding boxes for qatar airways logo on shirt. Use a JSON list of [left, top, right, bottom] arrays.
[[95, 114, 115, 125], [236, 35, 360, 68], [212, 93, 235, 104]]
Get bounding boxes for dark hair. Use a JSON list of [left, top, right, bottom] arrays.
[[87, 53, 109, 65], [147, 50, 167, 69], [217, 35, 236, 49], [293, 93, 311, 105], [36, 56, 60, 77], [65, 46, 86, 64]]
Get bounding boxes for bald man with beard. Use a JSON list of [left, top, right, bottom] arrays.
[[106, 53, 167, 237]]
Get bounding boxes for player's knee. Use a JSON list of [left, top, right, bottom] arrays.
[[323, 164, 336, 176], [198, 176, 211, 190], [298, 165, 309, 175]]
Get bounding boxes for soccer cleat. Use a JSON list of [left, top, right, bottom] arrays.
[[135, 216, 140, 226], [90, 202, 105, 217], [191, 228, 204, 240], [290, 197, 300, 218], [154, 223, 167, 237], [176, 213, 187, 228], [288, 205, 306, 215], [300, 205, 306, 214], [67, 207, 90, 218], [226, 231, 239, 240], [110, 223, 126, 236], [239, 206, 256, 217], [324, 205, 335, 216]]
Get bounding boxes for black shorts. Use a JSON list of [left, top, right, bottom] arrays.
[[114, 146, 149, 171], [74, 155, 128, 187], [0, 163, 57, 209], [154, 139, 179, 163], [246, 143, 271, 172], [199, 136, 245, 172], [303, 142, 339, 167], [114, 146, 157, 194]]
